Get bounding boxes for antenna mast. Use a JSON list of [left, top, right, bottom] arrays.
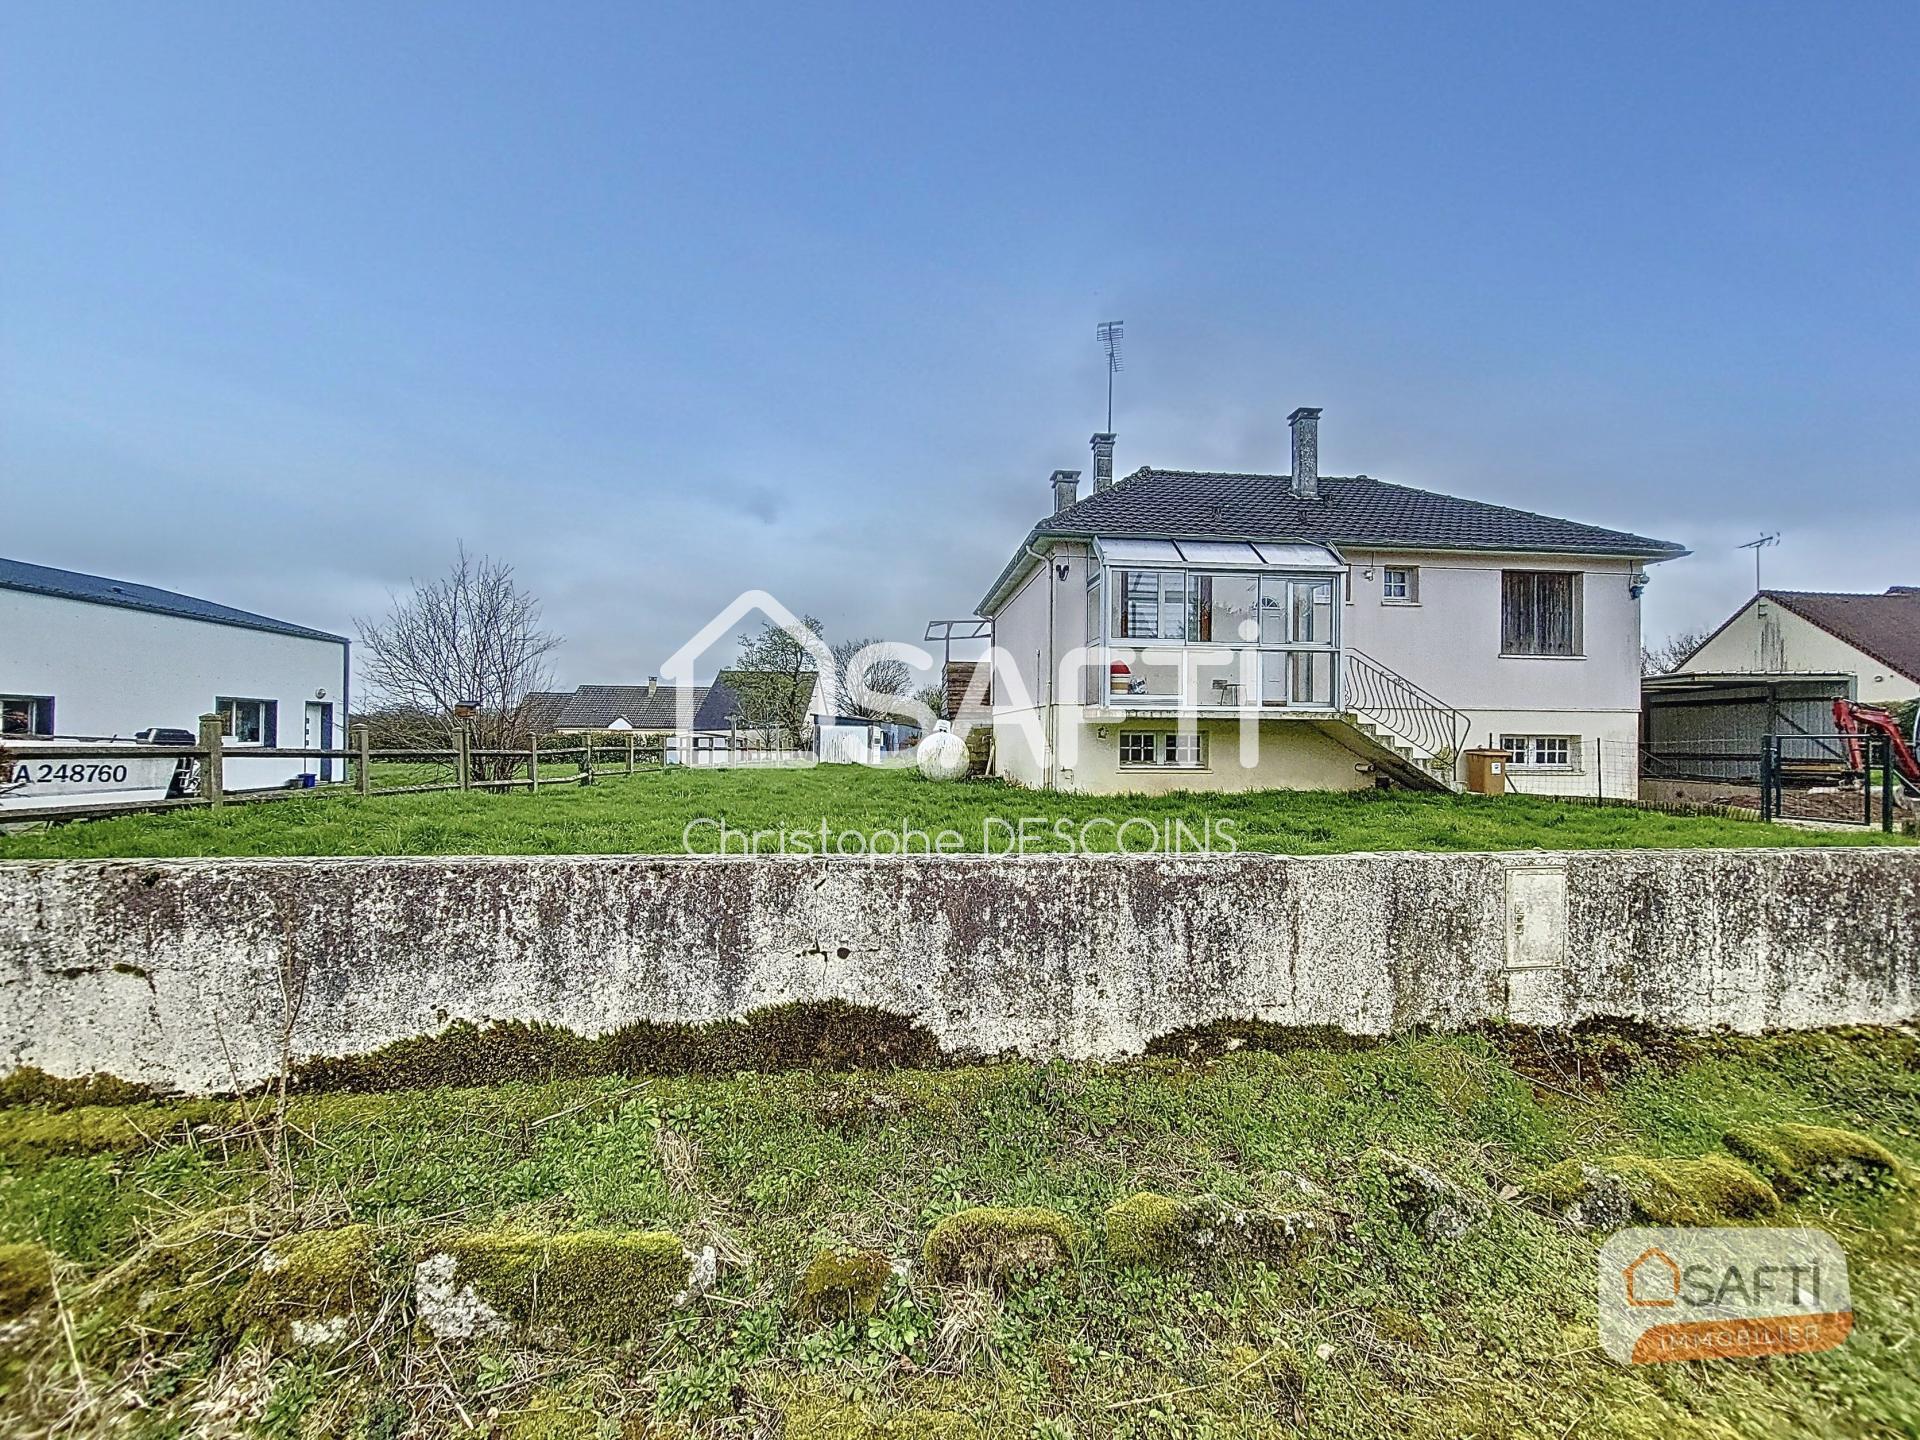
[[1737, 532, 1780, 593], [1096, 320, 1124, 431]]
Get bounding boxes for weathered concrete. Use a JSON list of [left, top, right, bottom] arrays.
[[0, 850, 1915, 1093]]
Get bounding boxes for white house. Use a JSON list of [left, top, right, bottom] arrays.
[[0, 556, 350, 792], [973, 409, 1688, 795], [1678, 588, 1920, 706]]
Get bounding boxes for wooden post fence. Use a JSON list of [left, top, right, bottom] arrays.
[[354, 724, 371, 796], [455, 723, 471, 791], [625, 732, 636, 775], [196, 713, 225, 810], [528, 738, 539, 793]]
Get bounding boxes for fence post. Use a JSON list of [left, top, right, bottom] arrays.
[[529, 737, 539, 793], [1760, 735, 1776, 823], [197, 713, 225, 810], [455, 723, 471, 791], [353, 723, 371, 796], [583, 734, 595, 785], [1880, 736, 1894, 834], [626, 732, 635, 776]]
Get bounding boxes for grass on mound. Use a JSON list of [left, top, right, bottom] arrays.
[[0, 1026, 1916, 1437], [0, 763, 1911, 860]]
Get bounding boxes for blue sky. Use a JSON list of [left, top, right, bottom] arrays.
[[4, 3, 1916, 685]]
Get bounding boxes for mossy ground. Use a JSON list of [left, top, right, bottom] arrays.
[[0, 1027, 1917, 1437]]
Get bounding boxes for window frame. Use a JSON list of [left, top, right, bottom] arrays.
[[1500, 734, 1579, 770], [1500, 570, 1583, 657], [1117, 730, 1209, 771], [215, 696, 277, 747], [1381, 566, 1419, 605], [1, 695, 55, 736]]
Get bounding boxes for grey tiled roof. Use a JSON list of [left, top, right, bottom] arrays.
[[980, 469, 1687, 611], [555, 684, 708, 730], [1045, 470, 1686, 554], [519, 691, 575, 735], [0, 555, 348, 644]]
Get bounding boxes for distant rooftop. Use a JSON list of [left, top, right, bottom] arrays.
[[0, 555, 348, 645]]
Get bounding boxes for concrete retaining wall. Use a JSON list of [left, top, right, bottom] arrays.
[[2, 849, 1916, 1093]]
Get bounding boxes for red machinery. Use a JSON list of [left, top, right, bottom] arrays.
[[1833, 699, 1920, 792]]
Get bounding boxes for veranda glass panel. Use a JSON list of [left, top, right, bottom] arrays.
[[1192, 573, 1260, 644], [1106, 647, 1181, 701]]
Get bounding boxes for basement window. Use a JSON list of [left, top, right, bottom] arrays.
[[1, 695, 54, 736], [1119, 731, 1208, 770], [1501, 735, 1577, 769], [216, 697, 277, 746]]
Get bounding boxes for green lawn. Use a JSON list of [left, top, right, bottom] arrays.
[[0, 765, 1911, 860], [1, 1026, 1915, 1437]]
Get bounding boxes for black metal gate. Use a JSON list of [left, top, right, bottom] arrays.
[[1760, 732, 1896, 831]]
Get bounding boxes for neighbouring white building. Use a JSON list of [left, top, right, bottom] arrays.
[[971, 408, 1689, 796], [1678, 587, 1920, 707], [0, 556, 351, 792]]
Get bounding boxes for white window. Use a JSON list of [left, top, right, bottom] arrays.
[[2, 695, 54, 736], [217, 697, 276, 746], [1382, 566, 1418, 603], [1119, 731, 1207, 769], [1501, 735, 1577, 769]]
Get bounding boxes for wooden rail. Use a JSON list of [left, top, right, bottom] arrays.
[[1, 716, 685, 826]]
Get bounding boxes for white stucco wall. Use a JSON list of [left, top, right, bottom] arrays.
[[2, 848, 1913, 1093], [1687, 597, 1918, 704], [0, 589, 350, 791]]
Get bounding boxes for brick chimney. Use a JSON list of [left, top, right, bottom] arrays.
[[1050, 469, 1081, 514], [1289, 407, 1322, 500], [1091, 432, 1116, 492]]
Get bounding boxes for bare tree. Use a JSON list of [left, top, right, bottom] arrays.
[[356, 545, 561, 780], [915, 684, 949, 723], [1641, 629, 1708, 677], [831, 637, 913, 721], [731, 616, 826, 745]]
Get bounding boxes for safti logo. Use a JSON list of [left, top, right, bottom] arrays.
[[1599, 1228, 1852, 1364]]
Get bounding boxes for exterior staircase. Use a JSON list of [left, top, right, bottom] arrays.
[[1334, 649, 1470, 793]]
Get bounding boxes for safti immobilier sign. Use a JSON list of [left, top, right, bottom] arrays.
[[1599, 1228, 1852, 1364]]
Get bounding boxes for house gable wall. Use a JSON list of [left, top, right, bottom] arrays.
[[1687, 598, 1919, 704]]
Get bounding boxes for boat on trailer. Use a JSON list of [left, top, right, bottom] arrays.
[[0, 733, 196, 812]]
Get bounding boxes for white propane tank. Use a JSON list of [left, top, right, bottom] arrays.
[[916, 720, 969, 781]]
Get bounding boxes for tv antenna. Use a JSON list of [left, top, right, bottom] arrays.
[[1737, 532, 1780, 592], [1096, 319, 1124, 431]]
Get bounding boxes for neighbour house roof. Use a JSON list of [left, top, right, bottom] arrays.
[[0, 555, 348, 645], [554, 684, 708, 731], [978, 470, 1689, 613], [520, 691, 575, 734], [1684, 587, 1920, 684]]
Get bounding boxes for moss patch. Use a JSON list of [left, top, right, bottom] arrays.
[[0, 1098, 223, 1159], [0, 1065, 160, 1111], [1528, 1154, 1778, 1225], [287, 1000, 946, 1094], [1145, 1019, 1379, 1062], [1724, 1122, 1901, 1196], [794, 1246, 893, 1325], [0, 1241, 53, 1321], [234, 1224, 380, 1343], [1103, 1191, 1335, 1268], [433, 1229, 687, 1343], [923, 1207, 1077, 1287]]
